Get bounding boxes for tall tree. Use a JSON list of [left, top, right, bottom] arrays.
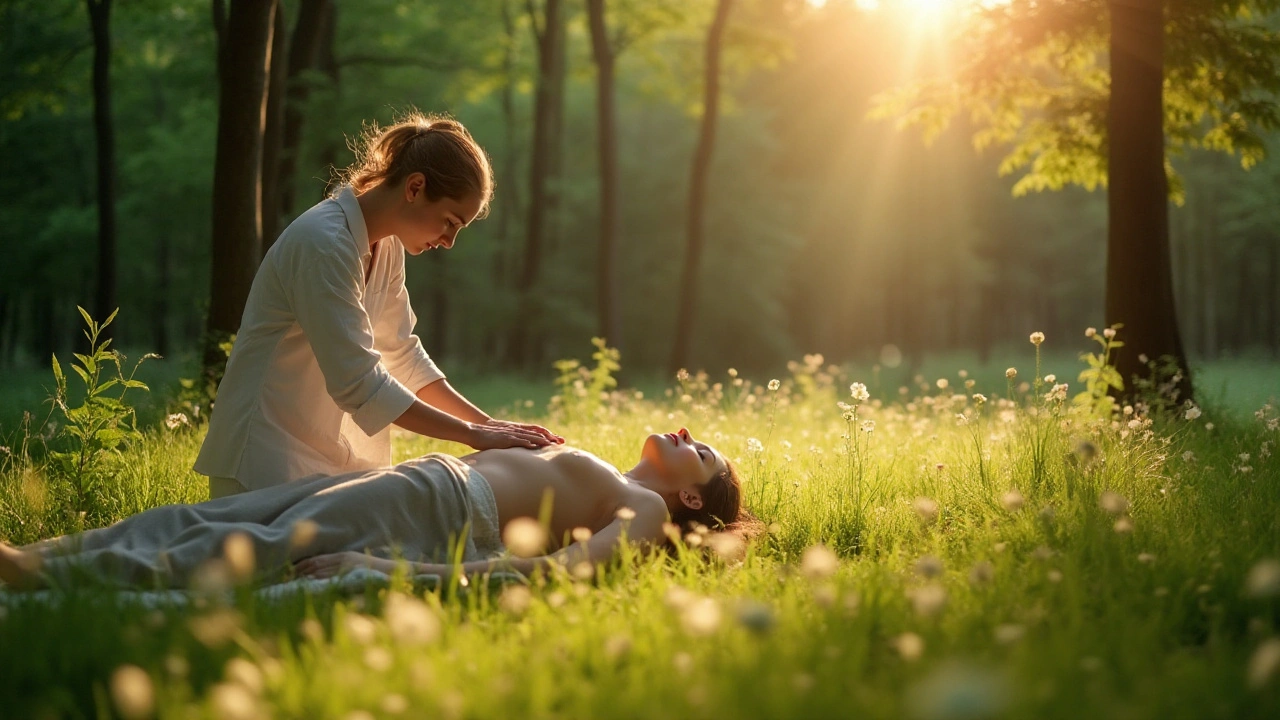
[[1106, 0, 1191, 402], [86, 0, 116, 338], [670, 0, 735, 373], [204, 0, 278, 377], [586, 0, 623, 349], [275, 0, 333, 233], [875, 0, 1280, 402], [260, 0, 288, 251], [507, 0, 566, 367]]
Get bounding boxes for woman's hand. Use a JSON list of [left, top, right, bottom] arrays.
[[467, 418, 563, 450], [295, 551, 388, 579]]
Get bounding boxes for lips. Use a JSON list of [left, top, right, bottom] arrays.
[[666, 432, 679, 445]]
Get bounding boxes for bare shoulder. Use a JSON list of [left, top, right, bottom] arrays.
[[616, 486, 668, 524]]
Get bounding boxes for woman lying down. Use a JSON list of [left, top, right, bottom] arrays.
[[0, 429, 748, 590]]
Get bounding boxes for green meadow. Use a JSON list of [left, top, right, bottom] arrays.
[[1, 341, 1278, 720]]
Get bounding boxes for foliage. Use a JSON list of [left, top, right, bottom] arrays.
[[870, 0, 1280, 204], [551, 337, 621, 422], [47, 308, 156, 513], [1074, 324, 1125, 418]]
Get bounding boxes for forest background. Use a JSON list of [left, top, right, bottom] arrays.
[[1, 0, 1278, 429]]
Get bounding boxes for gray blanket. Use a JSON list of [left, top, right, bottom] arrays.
[[23, 453, 504, 588]]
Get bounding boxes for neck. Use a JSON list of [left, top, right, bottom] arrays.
[[623, 460, 675, 510], [355, 184, 397, 245]]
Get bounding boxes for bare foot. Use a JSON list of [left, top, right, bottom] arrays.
[[0, 541, 42, 590]]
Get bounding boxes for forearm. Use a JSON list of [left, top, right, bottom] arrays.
[[415, 379, 491, 424], [393, 398, 475, 444]]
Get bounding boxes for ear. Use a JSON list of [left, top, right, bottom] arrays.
[[404, 172, 426, 201], [678, 489, 703, 511]]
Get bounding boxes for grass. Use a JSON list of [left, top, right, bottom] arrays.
[[1, 347, 1279, 719]]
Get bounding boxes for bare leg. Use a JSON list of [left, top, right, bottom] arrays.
[[0, 541, 44, 590]]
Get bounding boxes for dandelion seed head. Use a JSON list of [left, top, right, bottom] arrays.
[[1113, 517, 1134, 534], [222, 533, 255, 583], [110, 665, 154, 720], [1044, 374, 1056, 384], [1029, 332, 1045, 346], [1249, 639, 1280, 689], [1184, 406, 1202, 421], [913, 497, 940, 524], [768, 379, 781, 392], [164, 413, 189, 430], [705, 532, 746, 562], [1245, 559, 1280, 599], [909, 584, 948, 617], [1137, 553, 1156, 564], [498, 585, 533, 616], [1000, 489, 1024, 512], [895, 632, 925, 661], [210, 682, 259, 720], [746, 437, 765, 454], [504, 517, 548, 558], [615, 506, 636, 521], [1099, 491, 1129, 516], [289, 520, 319, 552], [1103, 328, 1116, 339], [850, 383, 871, 402], [385, 592, 440, 645], [1085, 327, 1096, 338], [343, 613, 378, 645], [1006, 367, 1017, 379], [936, 378, 950, 390], [681, 597, 722, 637], [800, 544, 839, 580]]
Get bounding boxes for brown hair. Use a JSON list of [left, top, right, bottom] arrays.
[[670, 460, 763, 539], [336, 111, 493, 218]]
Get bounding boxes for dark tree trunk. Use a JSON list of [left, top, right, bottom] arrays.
[[485, 0, 521, 360], [1269, 237, 1279, 358], [260, 0, 289, 252], [670, 0, 734, 374], [313, 1, 341, 199], [204, 0, 278, 378], [1106, 0, 1194, 402], [276, 0, 333, 224], [507, 0, 565, 367], [86, 0, 116, 338], [586, 0, 622, 350]]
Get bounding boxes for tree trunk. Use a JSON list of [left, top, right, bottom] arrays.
[[1106, 0, 1194, 403], [154, 231, 171, 356], [276, 0, 333, 225], [260, 0, 289, 252], [312, 0, 340, 197], [86, 0, 116, 338], [586, 0, 622, 350], [507, 0, 565, 367], [670, 0, 734, 374], [204, 0, 278, 378]]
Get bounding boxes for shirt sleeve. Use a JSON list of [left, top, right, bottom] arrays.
[[281, 239, 418, 437], [373, 252, 446, 394]]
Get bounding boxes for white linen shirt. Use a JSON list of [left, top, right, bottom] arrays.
[[193, 186, 444, 491]]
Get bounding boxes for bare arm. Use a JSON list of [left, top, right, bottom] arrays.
[[416, 378, 564, 445]]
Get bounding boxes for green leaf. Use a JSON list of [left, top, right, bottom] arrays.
[[102, 307, 118, 329], [122, 379, 149, 391], [51, 354, 64, 387], [91, 379, 119, 396], [71, 364, 90, 386], [77, 305, 94, 331]]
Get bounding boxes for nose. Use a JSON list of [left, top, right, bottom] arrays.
[[679, 428, 690, 443], [439, 233, 456, 249]]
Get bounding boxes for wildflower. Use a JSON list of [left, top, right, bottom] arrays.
[[1185, 406, 1202, 421], [1085, 328, 1096, 338], [110, 665, 154, 720], [503, 517, 548, 558], [994, 624, 1025, 644], [1245, 559, 1280, 598], [1029, 332, 1045, 346], [705, 532, 746, 562], [913, 497, 940, 524], [681, 597, 722, 637], [364, 646, 393, 671], [969, 561, 995, 586], [210, 682, 259, 720], [676, 368, 690, 382], [813, 584, 838, 608], [1182, 451, 1195, 463], [1250, 639, 1280, 689], [1099, 491, 1129, 516], [381, 694, 409, 715], [972, 393, 987, 405], [1137, 553, 1156, 564], [1103, 328, 1116, 339], [189, 609, 242, 648], [914, 555, 944, 579], [746, 437, 765, 454], [850, 383, 870, 402], [955, 413, 968, 426], [164, 412, 189, 430], [1006, 368, 1017, 379], [289, 520, 319, 551], [1114, 517, 1134, 534], [498, 585, 533, 616], [385, 593, 440, 645], [727, 368, 738, 378], [223, 532, 255, 583], [664, 586, 695, 610], [224, 657, 264, 695], [343, 613, 378, 645], [909, 584, 948, 617], [800, 544, 839, 579], [1047, 569, 1064, 583], [936, 378, 950, 390], [1205, 422, 1215, 431], [616, 506, 636, 521], [768, 379, 781, 392], [894, 632, 925, 661], [1044, 374, 1056, 384], [604, 634, 632, 660], [860, 420, 875, 434]]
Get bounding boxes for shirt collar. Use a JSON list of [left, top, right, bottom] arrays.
[[334, 185, 372, 259]]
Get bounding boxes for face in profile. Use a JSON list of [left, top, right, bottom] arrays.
[[398, 174, 482, 255], [641, 428, 727, 493]]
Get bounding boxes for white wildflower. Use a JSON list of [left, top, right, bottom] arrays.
[[1184, 406, 1202, 421], [110, 665, 154, 720], [1029, 332, 1045, 346], [1245, 559, 1280, 599], [800, 544, 839, 580], [767, 379, 780, 391], [850, 382, 870, 402], [503, 517, 548, 558]]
